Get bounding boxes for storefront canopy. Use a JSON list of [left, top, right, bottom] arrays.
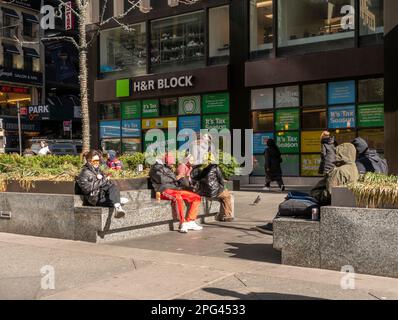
[[23, 47, 40, 58], [2, 43, 20, 55], [1, 7, 19, 19], [22, 12, 39, 24]]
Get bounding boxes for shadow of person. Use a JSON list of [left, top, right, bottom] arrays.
[[224, 242, 281, 264], [202, 287, 326, 300]]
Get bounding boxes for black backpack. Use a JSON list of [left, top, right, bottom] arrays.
[[278, 199, 319, 218]]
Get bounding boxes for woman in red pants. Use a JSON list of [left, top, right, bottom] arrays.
[[149, 153, 202, 233]]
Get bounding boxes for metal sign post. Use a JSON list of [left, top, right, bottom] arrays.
[[17, 101, 22, 156]]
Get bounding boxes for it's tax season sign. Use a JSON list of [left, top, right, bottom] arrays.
[[116, 75, 194, 97]]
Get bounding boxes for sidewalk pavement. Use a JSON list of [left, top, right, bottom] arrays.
[[1, 190, 398, 300]]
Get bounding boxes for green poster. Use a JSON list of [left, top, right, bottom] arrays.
[[122, 101, 141, 119], [276, 132, 300, 154], [275, 108, 300, 131], [202, 114, 230, 130], [179, 96, 201, 115], [116, 79, 130, 98], [202, 92, 230, 114], [358, 104, 384, 127], [142, 100, 159, 118]]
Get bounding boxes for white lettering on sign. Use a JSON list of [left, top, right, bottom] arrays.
[[132, 76, 194, 93], [29, 105, 49, 114]]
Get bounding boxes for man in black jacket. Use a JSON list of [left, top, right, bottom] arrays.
[[191, 157, 233, 222], [149, 153, 203, 234], [352, 137, 388, 175], [77, 150, 129, 218]]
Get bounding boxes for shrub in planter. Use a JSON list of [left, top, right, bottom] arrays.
[[348, 173, 398, 209]]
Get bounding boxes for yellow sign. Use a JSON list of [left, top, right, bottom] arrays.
[[301, 131, 323, 153], [142, 117, 177, 130], [301, 154, 322, 177]]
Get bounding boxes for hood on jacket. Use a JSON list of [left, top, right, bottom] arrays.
[[108, 150, 117, 161], [335, 143, 357, 165], [352, 138, 369, 155]]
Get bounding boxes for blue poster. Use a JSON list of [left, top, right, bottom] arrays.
[[328, 81, 356, 105], [253, 132, 274, 155], [328, 105, 356, 129], [178, 116, 201, 145], [122, 119, 141, 137], [100, 120, 121, 138]]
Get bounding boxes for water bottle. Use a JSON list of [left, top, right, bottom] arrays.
[[312, 208, 319, 221]]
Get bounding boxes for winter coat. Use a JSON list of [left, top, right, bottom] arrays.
[[319, 137, 337, 175], [77, 163, 111, 206], [311, 143, 359, 206], [264, 146, 283, 181], [149, 162, 180, 193], [107, 150, 123, 170], [191, 164, 225, 199], [352, 138, 388, 175]]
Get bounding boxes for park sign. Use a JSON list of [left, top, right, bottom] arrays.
[[28, 105, 50, 121]]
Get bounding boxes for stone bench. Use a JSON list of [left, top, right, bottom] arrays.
[[273, 206, 398, 279]]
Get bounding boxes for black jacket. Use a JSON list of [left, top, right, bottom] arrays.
[[319, 137, 337, 175], [77, 163, 110, 206], [264, 146, 283, 180], [192, 164, 225, 198], [149, 163, 180, 193], [352, 138, 388, 174]]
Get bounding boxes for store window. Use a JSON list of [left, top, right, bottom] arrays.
[[159, 98, 178, 116], [278, 0, 355, 55], [330, 129, 356, 144], [358, 78, 384, 103], [302, 107, 327, 130], [0, 85, 31, 117], [358, 128, 384, 151], [250, 0, 274, 59], [209, 6, 230, 65], [99, 103, 120, 120], [360, 0, 384, 45], [303, 83, 327, 107], [252, 88, 274, 110], [151, 11, 205, 73], [252, 111, 274, 131], [100, 23, 147, 79], [22, 13, 39, 39], [275, 86, 299, 108], [2, 8, 19, 39]]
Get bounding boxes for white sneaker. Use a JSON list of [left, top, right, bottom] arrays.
[[120, 197, 129, 205], [188, 221, 203, 231], [180, 222, 189, 233], [262, 186, 271, 191], [114, 204, 126, 219]]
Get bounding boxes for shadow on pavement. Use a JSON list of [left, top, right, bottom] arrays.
[[224, 242, 281, 264], [202, 288, 326, 300]]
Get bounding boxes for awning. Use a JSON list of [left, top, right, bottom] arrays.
[[1, 7, 19, 19], [23, 47, 40, 58], [2, 43, 20, 55], [22, 12, 39, 24]]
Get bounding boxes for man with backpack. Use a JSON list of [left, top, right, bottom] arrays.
[[351, 137, 388, 175]]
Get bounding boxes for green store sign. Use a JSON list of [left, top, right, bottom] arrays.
[[275, 108, 300, 131], [358, 104, 384, 127], [142, 100, 159, 118], [179, 96, 201, 115], [276, 132, 300, 154], [202, 114, 230, 130], [122, 101, 141, 119], [202, 92, 230, 114]]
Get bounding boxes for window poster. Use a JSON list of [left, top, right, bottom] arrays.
[[142, 100, 160, 118], [328, 105, 356, 129], [275, 108, 300, 131], [253, 132, 274, 154], [178, 96, 201, 115], [275, 85, 300, 108], [142, 117, 177, 130], [178, 116, 201, 145], [202, 92, 230, 114], [122, 138, 142, 154], [202, 114, 230, 130], [301, 131, 323, 153], [99, 120, 121, 138], [122, 119, 141, 137], [328, 80, 356, 105], [276, 131, 299, 154], [301, 154, 322, 177], [122, 101, 141, 119], [358, 104, 384, 128]]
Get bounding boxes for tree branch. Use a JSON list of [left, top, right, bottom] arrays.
[[13, 35, 79, 50]]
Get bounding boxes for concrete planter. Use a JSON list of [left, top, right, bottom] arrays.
[[332, 187, 398, 209]]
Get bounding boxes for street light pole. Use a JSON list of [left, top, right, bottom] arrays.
[[17, 101, 22, 156]]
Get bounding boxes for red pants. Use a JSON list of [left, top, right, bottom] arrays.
[[161, 189, 201, 223]]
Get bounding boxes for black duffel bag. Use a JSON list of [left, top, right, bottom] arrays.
[[278, 199, 319, 218]]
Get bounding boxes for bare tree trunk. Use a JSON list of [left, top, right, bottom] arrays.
[[77, 0, 90, 153]]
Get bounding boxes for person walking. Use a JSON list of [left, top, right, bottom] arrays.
[[149, 152, 203, 233], [38, 141, 51, 156], [318, 131, 337, 175], [77, 150, 129, 218], [263, 139, 285, 191]]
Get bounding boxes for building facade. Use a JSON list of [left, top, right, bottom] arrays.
[[89, 0, 392, 180]]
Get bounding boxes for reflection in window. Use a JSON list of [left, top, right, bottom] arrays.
[[360, 0, 384, 36], [252, 111, 274, 131], [358, 78, 384, 103], [101, 139, 121, 154], [358, 128, 384, 152], [99, 103, 121, 120], [250, 0, 274, 58], [251, 88, 274, 110], [209, 6, 230, 65], [160, 98, 178, 116], [100, 23, 147, 79], [151, 12, 205, 73], [302, 107, 327, 130], [278, 0, 355, 54], [303, 83, 327, 107], [330, 129, 356, 144]]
